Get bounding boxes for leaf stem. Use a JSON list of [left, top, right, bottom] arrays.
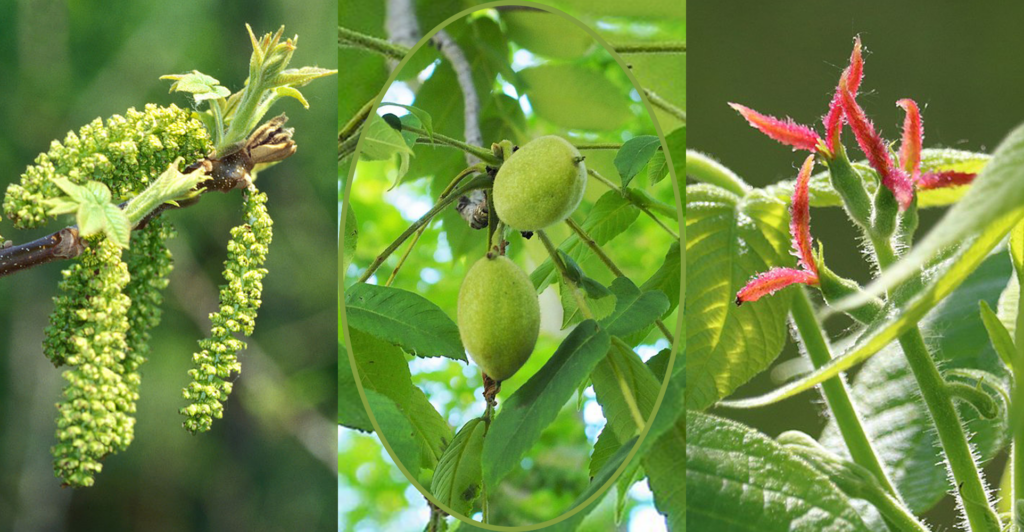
[[685, 150, 752, 196], [643, 89, 686, 125], [537, 229, 594, 320], [565, 218, 675, 343], [401, 124, 500, 165], [357, 175, 493, 283], [614, 42, 686, 54], [337, 26, 409, 60], [790, 289, 902, 502]]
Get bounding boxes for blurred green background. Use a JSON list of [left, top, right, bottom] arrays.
[[339, 1, 682, 530], [689, 1, 1024, 527], [0, 1, 337, 530]]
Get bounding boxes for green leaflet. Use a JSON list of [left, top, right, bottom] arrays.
[[431, 417, 486, 517], [358, 113, 413, 183], [685, 184, 793, 411], [836, 123, 1024, 310], [344, 282, 466, 361], [687, 411, 871, 532], [614, 135, 662, 188], [820, 253, 1012, 521], [364, 388, 421, 474], [518, 64, 631, 131], [600, 276, 670, 338], [481, 320, 610, 489], [720, 209, 1020, 409], [348, 328, 453, 471], [502, 9, 594, 60], [591, 341, 660, 441]]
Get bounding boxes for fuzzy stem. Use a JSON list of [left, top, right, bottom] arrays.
[[565, 218, 675, 343], [337, 26, 409, 60], [357, 175, 492, 283], [791, 289, 902, 511], [684, 150, 751, 196], [870, 237, 1001, 531], [614, 42, 686, 54]]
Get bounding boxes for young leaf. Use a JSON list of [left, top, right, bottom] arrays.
[[380, 102, 435, 142], [600, 277, 670, 338], [430, 418, 486, 516], [688, 411, 871, 531], [980, 300, 1016, 369], [481, 320, 610, 488], [161, 70, 231, 102], [686, 184, 794, 411], [558, 278, 616, 328], [614, 135, 662, 188], [344, 283, 466, 361]]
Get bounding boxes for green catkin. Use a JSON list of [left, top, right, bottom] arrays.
[[3, 104, 211, 229], [181, 186, 272, 434], [50, 239, 134, 487], [122, 218, 176, 391]]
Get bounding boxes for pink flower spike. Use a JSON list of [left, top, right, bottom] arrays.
[[846, 36, 864, 95], [838, 75, 915, 209], [729, 103, 823, 152], [790, 155, 817, 275], [735, 268, 819, 305], [897, 99, 923, 178], [917, 171, 977, 190], [823, 37, 864, 153]]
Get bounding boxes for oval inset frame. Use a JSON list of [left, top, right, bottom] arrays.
[[339, 2, 683, 529]]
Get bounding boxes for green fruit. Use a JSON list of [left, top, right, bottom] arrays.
[[457, 255, 540, 381], [492, 136, 586, 231]]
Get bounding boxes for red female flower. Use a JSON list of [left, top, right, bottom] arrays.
[[823, 37, 864, 153], [838, 73, 915, 210], [736, 155, 819, 305], [895, 98, 978, 191], [729, 103, 824, 153]]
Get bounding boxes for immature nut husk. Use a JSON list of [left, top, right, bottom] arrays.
[[457, 255, 540, 381], [492, 135, 586, 231]]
